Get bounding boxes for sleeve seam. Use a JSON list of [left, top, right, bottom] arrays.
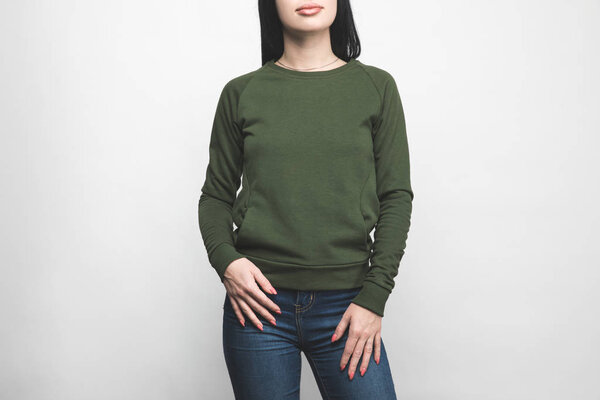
[[235, 71, 260, 131], [356, 63, 391, 134], [373, 77, 394, 134]]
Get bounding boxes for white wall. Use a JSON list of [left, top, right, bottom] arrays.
[[1, 1, 598, 399]]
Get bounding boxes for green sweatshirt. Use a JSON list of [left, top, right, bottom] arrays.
[[198, 58, 413, 317]]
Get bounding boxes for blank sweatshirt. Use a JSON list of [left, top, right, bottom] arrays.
[[198, 57, 414, 317]]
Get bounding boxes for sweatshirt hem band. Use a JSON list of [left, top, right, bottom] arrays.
[[240, 253, 370, 290]]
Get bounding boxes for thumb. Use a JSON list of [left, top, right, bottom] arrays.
[[332, 312, 351, 342], [252, 265, 277, 295]]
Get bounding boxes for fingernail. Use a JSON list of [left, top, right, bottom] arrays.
[[360, 367, 366, 376], [239, 320, 245, 327], [331, 333, 337, 342], [270, 319, 276, 326], [275, 309, 282, 314], [349, 371, 354, 380], [376, 357, 380, 365], [340, 364, 344, 371], [258, 324, 263, 331], [270, 287, 277, 295]]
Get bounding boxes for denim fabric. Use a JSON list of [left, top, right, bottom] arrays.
[[222, 286, 397, 399]]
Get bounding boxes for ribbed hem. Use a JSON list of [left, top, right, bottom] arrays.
[[209, 243, 246, 282], [241, 253, 370, 290], [350, 280, 391, 317]]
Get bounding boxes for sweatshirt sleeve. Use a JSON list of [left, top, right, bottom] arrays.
[[351, 75, 414, 317], [198, 82, 246, 282]]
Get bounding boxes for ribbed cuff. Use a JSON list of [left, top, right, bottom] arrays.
[[209, 243, 245, 282], [350, 280, 391, 317]]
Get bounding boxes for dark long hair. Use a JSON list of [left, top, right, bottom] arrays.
[[258, 0, 361, 65]]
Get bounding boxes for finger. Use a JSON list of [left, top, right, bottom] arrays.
[[374, 331, 382, 365], [332, 312, 350, 343], [348, 334, 367, 380], [246, 280, 282, 315], [236, 297, 264, 331], [228, 295, 245, 327], [340, 325, 359, 371], [359, 335, 374, 376], [252, 267, 278, 295], [243, 292, 277, 326]]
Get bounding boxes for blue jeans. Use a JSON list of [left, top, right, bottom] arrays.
[[222, 286, 397, 399]]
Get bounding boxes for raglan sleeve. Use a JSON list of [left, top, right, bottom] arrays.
[[351, 74, 414, 317], [198, 81, 246, 282]]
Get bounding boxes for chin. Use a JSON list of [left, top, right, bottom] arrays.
[[289, 19, 331, 33]]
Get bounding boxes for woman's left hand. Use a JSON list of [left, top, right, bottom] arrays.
[[332, 303, 382, 380]]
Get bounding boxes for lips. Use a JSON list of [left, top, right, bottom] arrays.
[[296, 2, 323, 15]]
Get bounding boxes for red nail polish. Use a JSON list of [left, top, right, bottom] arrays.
[[349, 371, 354, 380], [258, 324, 263, 331], [376, 357, 380, 364], [270, 319, 276, 326], [240, 320, 245, 327], [360, 367, 366, 376], [331, 333, 337, 342], [271, 288, 277, 294], [275, 309, 282, 314]]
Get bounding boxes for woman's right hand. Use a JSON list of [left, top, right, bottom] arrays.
[[223, 258, 282, 331]]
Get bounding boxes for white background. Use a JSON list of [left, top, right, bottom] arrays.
[[1, 1, 599, 399]]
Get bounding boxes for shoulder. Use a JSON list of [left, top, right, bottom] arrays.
[[221, 65, 265, 99], [354, 59, 396, 88]]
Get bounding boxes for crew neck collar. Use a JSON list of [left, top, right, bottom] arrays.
[[265, 58, 359, 78]]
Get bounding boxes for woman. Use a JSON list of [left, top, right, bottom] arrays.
[[198, 0, 413, 398]]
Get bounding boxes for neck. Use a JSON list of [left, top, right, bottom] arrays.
[[278, 27, 341, 70]]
